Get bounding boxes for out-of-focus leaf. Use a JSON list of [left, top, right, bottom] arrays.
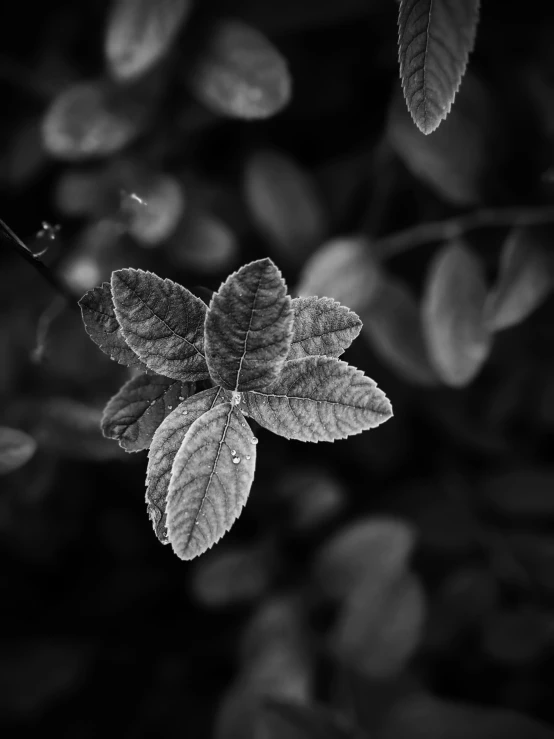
[[482, 468, 554, 518], [484, 227, 552, 331], [102, 374, 195, 452], [482, 606, 554, 665], [288, 297, 361, 361], [380, 693, 554, 739], [105, 0, 191, 80], [398, 0, 481, 135], [170, 210, 239, 273], [125, 173, 186, 246], [79, 281, 146, 369], [204, 258, 294, 391], [54, 167, 105, 216], [190, 546, 270, 607], [362, 276, 438, 386], [146, 387, 226, 544], [111, 268, 209, 381], [422, 241, 491, 386], [296, 238, 382, 315], [41, 81, 144, 160], [276, 465, 345, 531], [335, 571, 425, 678], [259, 698, 354, 739], [189, 19, 291, 119], [243, 357, 392, 442], [166, 403, 256, 560], [314, 516, 416, 601], [244, 149, 326, 265], [0, 427, 37, 475]]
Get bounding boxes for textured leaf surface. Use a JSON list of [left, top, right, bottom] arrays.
[[79, 282, 145, 368], [398, 0, 481, 134], [243, 356, 392, 442], [485, 228, 552, 331], [288, 297, 361, 361], [205, 258, 294, 391], [0, 427, 37, 475], [189, 20, 291, 119], [102, 374, 195, 452], [146, 387, 226, 543], [166, 402, 257, 560], [111, 268, 209, 381], [105, 0, 191, 80], [422, 242, 491, 386]]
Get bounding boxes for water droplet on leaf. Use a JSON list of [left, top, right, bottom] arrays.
[[251, 437, 258, 445], [233, 457, 241, 464]]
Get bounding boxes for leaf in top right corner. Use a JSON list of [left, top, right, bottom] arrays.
[[398, 0, 481, 135], [422, 241, 491, 387], [484, 227, 552, 331]]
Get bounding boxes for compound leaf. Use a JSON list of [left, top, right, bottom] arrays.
[[398, 0, 481, 134], [288, 297, 362, 360], [422, 241, 491, 387], [166, 402, 257, 560], [243, 356, 392, 442], [0, 427, 37, 475], [189, 19, 291, 119], [79, 282, 145, 369], [102, 374, 195, 452], [146, 387, 227, 544], [111, 268, 209, 381], [485, 227, 552, 331], [204, 258, 294, 391], [105, 0, 192, 81]]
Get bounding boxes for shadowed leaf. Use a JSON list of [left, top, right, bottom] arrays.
[[167, 402, 257, 560], [0, 427, 37, 475], [288, 297, 361, 361], [102, 374, 195, 452], [243, 356, 392, 442], [205, 258, 294, 391], [111, 268, 209, 381]]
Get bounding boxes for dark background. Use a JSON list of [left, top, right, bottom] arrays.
[[1, 0, 554, 737]]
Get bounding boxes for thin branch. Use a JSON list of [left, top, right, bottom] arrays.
[[0, 218, 79, 311], [375, 205, 554, 260]]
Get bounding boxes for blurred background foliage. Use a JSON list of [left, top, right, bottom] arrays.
[[1, 0, 554, 737]]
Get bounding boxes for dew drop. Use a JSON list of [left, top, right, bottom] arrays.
[[251, 437, 258, 445], [232, 457, 241, 464], [183, 410, 188, 415], [245, 455, 251, 460], [231, 391, 242, 406], [168, 405, 173, 410], [230, 449, 236, 456]]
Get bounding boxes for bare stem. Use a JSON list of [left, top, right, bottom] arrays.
[[375, 205, 554, 260]]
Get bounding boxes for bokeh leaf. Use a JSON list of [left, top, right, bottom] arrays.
[[422, 241, 491, 386], [288, 297, 362, 361], [105, 0, 192, 81], [0, 427, 37, 475], [204, 258, 294, 391], [102, 374, 195, 452], [398, 0, 481, 134], [146, 387, 226, 544], [79, 282, 145, 369], [167, 402, 257, 560], [243, 356, 392, 442], [485, 227, 552, 331], [189, 19, 292, 119], [111, 268, 209, 381], [260, 698, 354, 739]]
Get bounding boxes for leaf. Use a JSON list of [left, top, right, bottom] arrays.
[[191, 546, 270, 608], [243, 356, 392, 442], [335, 571, 425, 678], [204, 258, 294, 391], [288, 297, 362, 361], [484, 227, 552, 331], [125, 173, 186, 246], [105, 0, 192, 81], [111, 268, 209, 381], [189, 19, 292, 119], [79, 282, 145, 369], [171, 210, 239, 274], [422, 241, 491, 386], [166, 402, 257, 560], [102, 374, 196, 452], [0, 427, 37, 475], [361, 276, 438, 386], [41, 82, 143, 160], [398, 0, 481, 135], [260, 698, 354, 739], [146, 387, 226, 544], [244, 149, 326, 265], [296, 238, 382, 315]]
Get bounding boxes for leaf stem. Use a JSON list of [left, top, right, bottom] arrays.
[[0, 217, 79, 311], [376, 205, 554, 259]]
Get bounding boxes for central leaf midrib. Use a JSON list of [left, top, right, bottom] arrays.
[[235, 272, 263, 390], [248, 390, 389, 415]]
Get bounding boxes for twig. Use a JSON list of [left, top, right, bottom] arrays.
[[0, 217, 79, 311], [375, 205, 554, 260]]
